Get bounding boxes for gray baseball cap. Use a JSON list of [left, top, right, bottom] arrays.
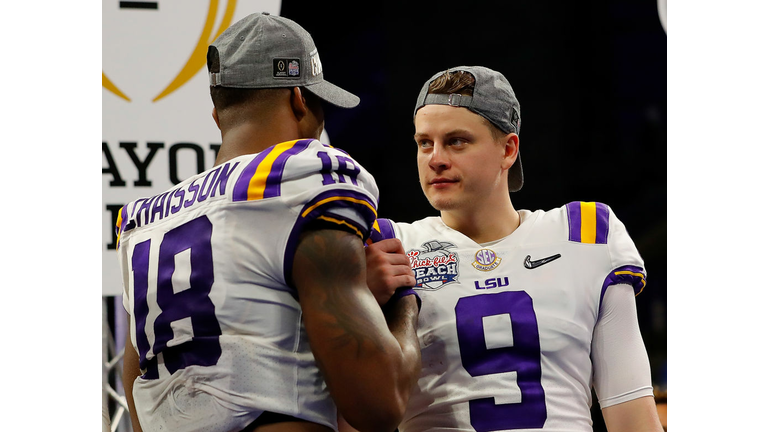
[[207, 12, 360, 108], [414, 66, 523, 192]]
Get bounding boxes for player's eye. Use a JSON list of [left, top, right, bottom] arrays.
[[416, 139, 433, 149]]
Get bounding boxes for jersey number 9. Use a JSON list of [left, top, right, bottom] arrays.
[[455, 291, 547, 430]]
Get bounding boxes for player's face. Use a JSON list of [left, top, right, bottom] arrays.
[[414, 105, 509, 212]]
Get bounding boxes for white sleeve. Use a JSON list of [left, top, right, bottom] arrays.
[[591, 283, 654, 408]]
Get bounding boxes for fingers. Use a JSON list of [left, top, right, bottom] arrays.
[[367, 254, 411, 278], [367, 258, 414, 284], [367, 239, 410, 267], [365, 237, 416, 306], [386, 264, 416, 285], [394, 272, 417, 289]]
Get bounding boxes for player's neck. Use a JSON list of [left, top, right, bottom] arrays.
[[440, 198, 520, 244], [214, 116, 302, 166]]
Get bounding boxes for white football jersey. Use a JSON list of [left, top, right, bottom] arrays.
[[116, 139, 379, 432], [372, 202, 652, 432]]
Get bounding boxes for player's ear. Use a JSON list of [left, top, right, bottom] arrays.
[[212, 107, 221, 130], [501, 133, 519, 170], [289, 87, 308, 121]]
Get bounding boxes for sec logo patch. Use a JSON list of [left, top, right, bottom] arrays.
[[472, 248, 501, 271]]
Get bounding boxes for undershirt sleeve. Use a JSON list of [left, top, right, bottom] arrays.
[[591, 283, 655, 408]]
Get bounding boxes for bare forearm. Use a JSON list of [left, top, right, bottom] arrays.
[[383, 294, 422, 404], [294, 229, 417, 432], [602, 396, 664, 432], [305, 309, 407, 432], [330, 297, 420, 432]]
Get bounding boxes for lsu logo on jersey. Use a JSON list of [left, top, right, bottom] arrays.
[[474, 277, 509, 290], [406, 240, 460, 290]]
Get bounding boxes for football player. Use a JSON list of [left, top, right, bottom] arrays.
[[117, 13, 421, 432], [365, 66, 664, 432]]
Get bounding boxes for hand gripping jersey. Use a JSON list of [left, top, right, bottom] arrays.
[[371, 202, 653, 432], [115, 139, 378, 432]]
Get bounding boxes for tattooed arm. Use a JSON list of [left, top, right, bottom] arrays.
[[293, 228, 421, 432]]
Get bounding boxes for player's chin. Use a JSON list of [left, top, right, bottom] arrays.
[[426, 193, 460, 211], [423, 183, 458, 209]]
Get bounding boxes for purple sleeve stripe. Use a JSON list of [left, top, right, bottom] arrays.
[[566, 201, 582, 242], [283, 213, 371, 286], [386, 287, 422, 311], [301, 198, 377, 236], [263, 139, 313, 199], [282, 217, 306, 295], [280, 214, 369, 292], [599, 264, 647, 309], [595, 202, 610, 245], [284, 189, 378, 287], [316, 215, 369, 240], [299, 189, 377, 222], [368, 218, 396, 243]]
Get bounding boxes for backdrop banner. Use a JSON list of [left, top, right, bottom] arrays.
[[102, 0, 281, 296]]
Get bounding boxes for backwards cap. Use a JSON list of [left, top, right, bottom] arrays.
[[414, 66, 523, 192], [207, 12, 359, 108]]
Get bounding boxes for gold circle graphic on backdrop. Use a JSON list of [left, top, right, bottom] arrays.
[[102, 0, 237, 103]]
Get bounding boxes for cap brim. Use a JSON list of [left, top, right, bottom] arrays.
[[304, 80, 360, 108]]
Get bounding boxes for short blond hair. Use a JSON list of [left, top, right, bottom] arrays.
[[427, 71, 507, 142]]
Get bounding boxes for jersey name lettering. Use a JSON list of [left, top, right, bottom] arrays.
[[122, 161, 239, 233]]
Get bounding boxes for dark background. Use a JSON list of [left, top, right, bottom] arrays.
[[281, 0, 667, 428]]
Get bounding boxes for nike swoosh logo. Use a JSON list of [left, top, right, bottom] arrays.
[[524, 254, 562, 269]]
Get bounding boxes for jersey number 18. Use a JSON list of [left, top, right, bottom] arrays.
[[130, 215, 222, 379]]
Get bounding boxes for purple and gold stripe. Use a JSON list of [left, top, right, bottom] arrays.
[[298, 189, 377, 239], [599, 264, 647, 308], [283, 189, 378, 288], [368, 218, 396, 244], [566, 201, 609, 244], [300, 194, 376, 223], [115, 205, 128, 250], [232, 139, 313, 202], [316, 216, 365, 240]]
